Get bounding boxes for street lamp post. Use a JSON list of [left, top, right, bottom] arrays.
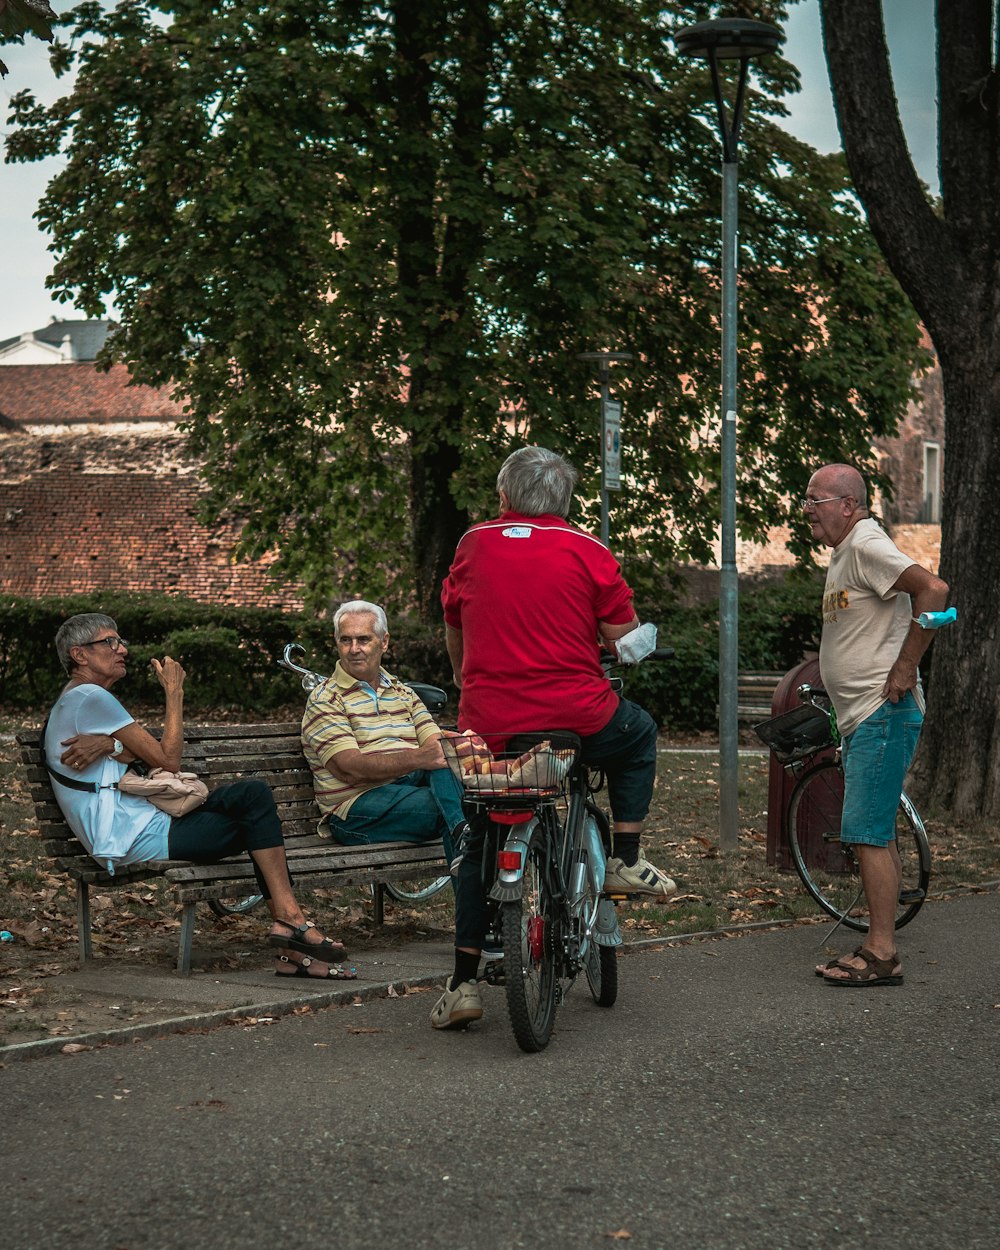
[[673, 18, 783, 853], [577, 351, 634, 547]]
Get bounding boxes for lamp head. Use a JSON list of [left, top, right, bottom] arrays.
[[673, 17, 783, 62]]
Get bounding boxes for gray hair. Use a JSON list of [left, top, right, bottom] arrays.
[[496, 446, 578, 518], [56, 613, 118, 673], [333, 600, 388, 640]]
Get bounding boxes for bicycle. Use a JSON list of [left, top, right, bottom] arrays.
[[207, 643, 452, 917], [440, 647, 674, 1053], [754, 684, 931, 933]]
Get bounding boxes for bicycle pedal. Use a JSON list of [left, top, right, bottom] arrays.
[[481, 959, 505, 986], [898, 887, 926, 904]]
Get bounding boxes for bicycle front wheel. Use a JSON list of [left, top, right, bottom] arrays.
[[208, 894, 264, 918], [383, 876, 451, 903], [787, 759, 931, 932], [582, 803, 618, 1008], [501, 820, 558, 1053]]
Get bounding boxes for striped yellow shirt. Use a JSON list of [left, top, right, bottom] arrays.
[[301, 662, 439, 819]]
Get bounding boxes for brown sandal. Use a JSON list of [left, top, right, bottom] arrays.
[[822, 947, 903, 987], [815, 945, 864, 977]]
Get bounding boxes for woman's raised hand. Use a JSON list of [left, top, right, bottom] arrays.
[[150, 655, 187, 695]]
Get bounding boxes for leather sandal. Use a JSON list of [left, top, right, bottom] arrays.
[[822, 947, 903, 987], [815, 945, 864, 976], [268, 919, 347, 962], [274, 954, 357, 981]]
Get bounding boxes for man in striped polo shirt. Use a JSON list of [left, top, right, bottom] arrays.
[[302, 600, 466, 859]]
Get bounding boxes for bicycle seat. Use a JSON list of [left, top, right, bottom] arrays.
[[406, 682, 448, 714]]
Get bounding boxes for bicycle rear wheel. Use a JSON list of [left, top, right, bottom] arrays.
[[501, 819, 558, 1053], [786, 759, 931, 932]]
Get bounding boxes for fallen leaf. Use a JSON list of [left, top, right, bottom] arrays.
[[605, 1230, 632, 1241], [61, 1042, 91, 1054]]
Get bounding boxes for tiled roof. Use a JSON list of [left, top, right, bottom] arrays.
[[0, 363, 186, 425]]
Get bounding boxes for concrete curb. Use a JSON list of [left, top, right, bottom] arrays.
[[0, 969, 448, 1064]]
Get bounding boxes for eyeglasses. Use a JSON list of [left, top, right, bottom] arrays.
[[79, 636, 128, 653], [800, 495, 851, 511]]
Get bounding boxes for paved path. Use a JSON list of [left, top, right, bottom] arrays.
[[2, 893, 998, 1250]]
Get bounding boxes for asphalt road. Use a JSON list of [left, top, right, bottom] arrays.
[[3, 893, 998, 1250]]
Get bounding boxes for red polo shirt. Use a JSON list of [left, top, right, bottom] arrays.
[[441, 511, 636, 737]]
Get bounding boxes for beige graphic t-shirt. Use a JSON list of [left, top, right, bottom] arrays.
[[819, 519, 922, 738]]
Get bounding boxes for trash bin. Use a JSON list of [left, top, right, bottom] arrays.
[[762, 657, 840, 870]]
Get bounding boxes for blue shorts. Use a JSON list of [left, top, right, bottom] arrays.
[[840, 693, 923, 847]]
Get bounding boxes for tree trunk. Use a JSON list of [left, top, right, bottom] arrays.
[[822, 0, 1000, 819], [910, 341, 1000, 818], [394, 1, 488, 622]]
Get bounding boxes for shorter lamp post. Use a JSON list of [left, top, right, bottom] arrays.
[[673, 17, 783, 853], [577, 351, 633, 547]]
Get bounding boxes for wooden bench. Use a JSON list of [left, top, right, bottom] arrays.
[[736, 671, 785, 724], [17, 721, 450, 975]]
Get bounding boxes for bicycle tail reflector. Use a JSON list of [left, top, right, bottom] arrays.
[[497, 850, 522, 871]]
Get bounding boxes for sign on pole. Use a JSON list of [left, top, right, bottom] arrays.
[[602, 398, 621, 491]]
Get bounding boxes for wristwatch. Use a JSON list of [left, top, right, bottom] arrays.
[[111, 738, 124, 757]]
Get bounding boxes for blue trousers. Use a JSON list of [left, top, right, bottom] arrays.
[[326, 767, 465, 863]]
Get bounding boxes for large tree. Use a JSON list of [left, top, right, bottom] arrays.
[[821, 0, 999, 820], [6, 0, 922, 621]]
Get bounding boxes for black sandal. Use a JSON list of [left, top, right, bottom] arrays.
[[274, 954, 357, 981], [268, 919, 348, 962]]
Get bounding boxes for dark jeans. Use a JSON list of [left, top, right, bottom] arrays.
[[453, 697, 657, 949], [168, 778, 288, 899]]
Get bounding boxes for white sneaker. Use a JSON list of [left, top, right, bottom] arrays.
[[430, 979, 484, 1030], [603, 855, 677, 898]]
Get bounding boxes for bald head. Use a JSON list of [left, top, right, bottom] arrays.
[[811, 464, 867, 508]]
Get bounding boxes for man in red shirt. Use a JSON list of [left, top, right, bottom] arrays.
[[431, 445, 675, 1029]]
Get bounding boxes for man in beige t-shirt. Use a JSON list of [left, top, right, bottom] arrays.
[[807, 465, 948, 987]]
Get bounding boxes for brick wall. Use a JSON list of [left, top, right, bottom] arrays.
[[0, 425, 304, 609]]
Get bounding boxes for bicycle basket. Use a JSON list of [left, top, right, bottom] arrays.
[[440, 731, 579, 803], [753, 703, 835, 763]]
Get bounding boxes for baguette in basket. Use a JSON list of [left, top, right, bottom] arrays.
[[442, 730, 574, 790]]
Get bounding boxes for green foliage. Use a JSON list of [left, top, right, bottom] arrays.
[[0, 574, 837, 730], [0, 592, 460, 713], [625, 572, 825, 730], [0, 592, 332, 712], [5, 1, 925, 618]]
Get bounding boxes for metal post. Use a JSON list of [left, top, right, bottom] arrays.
[[599, 365, 610, 547], [672, 17, 783, 855], [718, 156, 740, 852]]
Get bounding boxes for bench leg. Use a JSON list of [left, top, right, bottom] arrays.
[[177, 902, 197, 975], [76, 879, 93, 965], [374, 882, 385, 925]]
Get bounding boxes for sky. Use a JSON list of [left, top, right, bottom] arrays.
[[0, 0, 937, 345]]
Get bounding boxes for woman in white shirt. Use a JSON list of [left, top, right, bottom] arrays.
[[45, 613, 355, 980]]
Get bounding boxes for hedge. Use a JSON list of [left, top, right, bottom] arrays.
[[0, 576, 828, 730]]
